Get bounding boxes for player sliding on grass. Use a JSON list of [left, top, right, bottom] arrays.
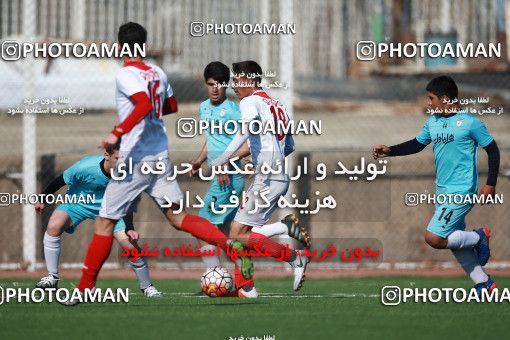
[[209, 60, 310, 292], [64, 22, 254, 304], [372, 76, 500, 295], [34, 144, 162, 297], [190, 61, 311, 298]]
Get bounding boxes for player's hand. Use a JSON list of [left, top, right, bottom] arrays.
[[479, 184, 496, 204], [216, 164, 230, 187], [35, 202, 45, 214], [127, 230, 139, 241], [217, 174, 231, 187], [100, 133, 119, 150], [372, 145, 391, 159], [189, 160, 202, 177]]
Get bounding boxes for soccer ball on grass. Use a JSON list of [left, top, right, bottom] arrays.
[[201, 267, 234, 297]]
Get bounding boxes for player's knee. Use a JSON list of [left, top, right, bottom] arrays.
[[113, 231, 130, 247], [424, 232, 447, 249], [229, 228, 240, 240], [46, 221, 64, 236], [95, 217, 115, 235], [229, 228, 251, 244], [164, 210, 185, 229]]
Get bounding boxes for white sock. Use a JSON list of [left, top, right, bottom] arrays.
[[256, 222, 287, 238], [446, 230, 480, 250], [129, 257, 152, 290], [43, 232, 61, 278], [452, 248, 488, 284], [200, 244, 220, 268]]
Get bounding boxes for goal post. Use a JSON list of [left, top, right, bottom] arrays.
[[22, 0, 37, 271]]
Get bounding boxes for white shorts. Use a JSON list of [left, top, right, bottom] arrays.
[[99, 157, 183, 220], [234, 175, 289, 228]]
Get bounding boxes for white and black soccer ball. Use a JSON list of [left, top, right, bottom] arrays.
[[201, 267, 234, 297]]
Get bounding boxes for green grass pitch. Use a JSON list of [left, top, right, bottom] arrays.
[[0, 276, 509, 339]]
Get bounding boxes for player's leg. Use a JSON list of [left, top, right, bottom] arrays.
[[144, 157, 254, 284], [75, 216, 116, 292], [425, 203, 479, 250], [217, 174, 258, 295], [197, 239, 221, 268], [218, 220, 254, 295], [257, 214, 312, 248], [149, 160, 239, 255], [254, 221, 286, 237], [231, 214, 312, 295], [37, 207, 72, 288], [231, 178, 310, 291], [193, 238, 221, 296], [163, 205, 226, 247], [161, 207, 256, 291], [451, 248, 495, 295], [230, 220, 296, 261], [196, 178, 234, 269], [424, 229, 482, 250], [223, 222, 256, 298], [196, 173, 263, 296], [62, 215, 116, 306], [426, 203, 495, 293], [160, 202, 256, 283], [426, 203, 486, 257], [230, 219, 308, 291], [75, 164, 151, 294], [113, 223, 162, 297]]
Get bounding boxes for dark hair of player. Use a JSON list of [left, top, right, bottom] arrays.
[[232, 60, 263, 85], [105, 139, 121, 155], [203, 61, 230, 85], [425, 75, 458, 101], [118, 22, 147, 51]]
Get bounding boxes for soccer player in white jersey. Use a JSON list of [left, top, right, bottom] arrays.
[[68, 23, 253, 301], [210, 60, 310, 291], [190, 61, 311, 297]]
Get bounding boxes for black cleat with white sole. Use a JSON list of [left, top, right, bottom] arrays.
[[282, 214, 312, 249]]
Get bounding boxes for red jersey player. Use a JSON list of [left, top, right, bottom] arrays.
[[210, 60, 310, 291], [65, 22, 253, 304]]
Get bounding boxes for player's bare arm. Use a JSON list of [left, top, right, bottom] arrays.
[[231, 141, 250, 161], [213, 142, 252, 186], [210, 132, 250, 168], [190, 141, 208, 177], [210, 136, 250, 187]]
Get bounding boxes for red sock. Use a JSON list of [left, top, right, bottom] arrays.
[[180, 214, 228, 250], [77, 234, 114, 291], [234, 263, 254, 289], [247, 232, 294, 262]]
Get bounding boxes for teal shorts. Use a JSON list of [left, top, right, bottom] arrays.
[[55, 203, 126, 234], [426, 202, 474, 238], [198, 174, 245, 225]]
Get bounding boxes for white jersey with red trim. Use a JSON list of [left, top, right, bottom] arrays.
[[115, 61, 172, 161], [239, 90, 293, 181]]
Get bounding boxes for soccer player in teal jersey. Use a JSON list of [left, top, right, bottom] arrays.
[[34, 143, 162, 297], [372, 76, 500, 295], [190, 62, 310, 298], [193, 62, 246, 228]]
